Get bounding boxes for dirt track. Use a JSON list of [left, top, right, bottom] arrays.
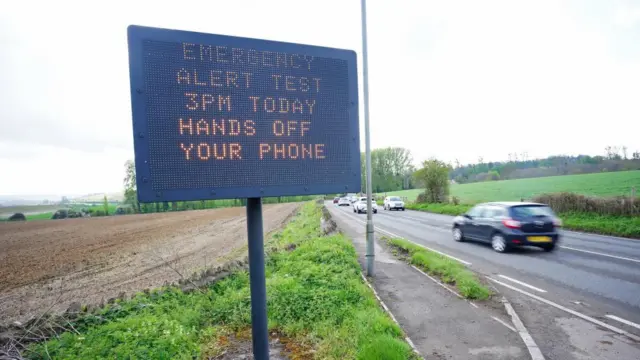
[[0, 203, 300, 324]]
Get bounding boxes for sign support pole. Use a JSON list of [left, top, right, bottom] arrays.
[[361, 0, 375, 277], [246, 197, 269, 360]]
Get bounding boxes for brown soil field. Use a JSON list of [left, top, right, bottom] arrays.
[[0, 203, 300, 325]]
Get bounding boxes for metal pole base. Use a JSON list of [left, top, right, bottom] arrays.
[[246, 197, 269, 360], [365, 219, 375, 276]]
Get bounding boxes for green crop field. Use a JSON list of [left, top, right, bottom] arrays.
[[0, 204, 59, 217], [380, 170, 640, 204], [0, 204, 119, 220]]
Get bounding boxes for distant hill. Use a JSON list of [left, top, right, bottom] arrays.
[[451, 153, 640, 184], [383, 170, 640, 204], [0, 191, 125, 207], [71, 192, 125, 202]]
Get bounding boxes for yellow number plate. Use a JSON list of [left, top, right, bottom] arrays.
[[528, 236, 551, 243]]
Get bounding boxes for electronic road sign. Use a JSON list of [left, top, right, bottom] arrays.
[[127, 25, 360, 202]]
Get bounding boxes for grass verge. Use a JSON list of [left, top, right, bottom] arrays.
[[406, 203, 639, 239], [384, 237, 491, 300], [406, 203, 472, 216], [560, 212, 640, 239], [25, 202, 416, 360]]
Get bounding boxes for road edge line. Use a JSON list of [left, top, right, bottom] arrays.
[[559, 246, 640, 264], [501, 297, 546, 360], [605, 315, 640, 331], [487, 276, 640, 342], [498, 274, 547, 293], [360, 273, 422, 358], [338, 208, 473, 266], [491, 316, 517, 333], [410, 265, 463, 299], [564, 229, 637, 242]]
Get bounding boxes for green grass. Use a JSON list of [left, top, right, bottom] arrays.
[[382, 170, 640, 204], [0, 204, 59, 213], [406, 203, 472, 216], [26, 212, 54, 220], [406, 203, 640, 238], [385, 238, 491, 300], [560, 212, 640, 239], [26, 203, 415, 360], [0, 212, 55, 221]]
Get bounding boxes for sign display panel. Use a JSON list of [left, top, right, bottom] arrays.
[[127, 25, 361, 202]]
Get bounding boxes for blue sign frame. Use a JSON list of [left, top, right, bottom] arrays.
[[127, 25, 360, 203]]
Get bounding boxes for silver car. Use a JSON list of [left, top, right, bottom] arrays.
[[353, 197, 378, 214]]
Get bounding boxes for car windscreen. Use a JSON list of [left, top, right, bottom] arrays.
[[509, 205, 556, 219], [390, 197, 401, 201]]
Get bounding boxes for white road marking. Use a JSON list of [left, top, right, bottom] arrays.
[[491, 316, 517, 333], [412, 263, 509, 335], [605, 315, 640, 331], [359, 273, 421, 357], [378, 211, 449, 232], [340, 209, 473, 266], [564, 229, 638, 242], [411, 265, 463, 299], [498, 275, 547, 293], [487, 277, 640, 342], [559, 246, 640, 264], [502, 297, 546, 360]]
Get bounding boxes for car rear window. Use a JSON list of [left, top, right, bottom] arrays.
[[509, 205, 556, 219]]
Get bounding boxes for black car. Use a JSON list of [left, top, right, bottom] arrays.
[[452, 202, 562, 253]]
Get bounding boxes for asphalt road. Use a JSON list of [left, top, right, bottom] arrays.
[[331, 203, 640, 339]]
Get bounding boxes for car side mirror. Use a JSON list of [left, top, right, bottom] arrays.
[[463, 214, 472, 219]]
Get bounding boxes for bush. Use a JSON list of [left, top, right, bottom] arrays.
[[413, 159, 450, 203], [532, 192, 639, 217], [92, 209, 106, 217], [416, 192, 427, 204], [8, 213, 26, 221], [52, 209, 68, 220]]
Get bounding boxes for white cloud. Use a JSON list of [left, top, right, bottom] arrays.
[[613, 0, 640, 28], [0, 0, 638, 195], [365, 0, 640, 165]]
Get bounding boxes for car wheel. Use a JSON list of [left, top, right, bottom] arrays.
[[491, 234, 508, 253], [452, 227, 464, 242], [401, 208, 405, 211], [374, 210, 377, 214], [542, 244, 556, 252], [353, 208, 356, 213]]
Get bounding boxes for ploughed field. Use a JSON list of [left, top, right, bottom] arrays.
[[0, 203, 300, 324]]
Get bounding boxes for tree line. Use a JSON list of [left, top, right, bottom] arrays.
[[359, 147, 417, 193], [122, 160, 314, 212], [122, 142, 639, 209], [451, 146, 640, 184]]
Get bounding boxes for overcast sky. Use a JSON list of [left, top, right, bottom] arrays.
[[1, 0, 639, 197]]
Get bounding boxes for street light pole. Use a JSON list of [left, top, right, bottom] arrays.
[[361, 0, 375, 277]]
